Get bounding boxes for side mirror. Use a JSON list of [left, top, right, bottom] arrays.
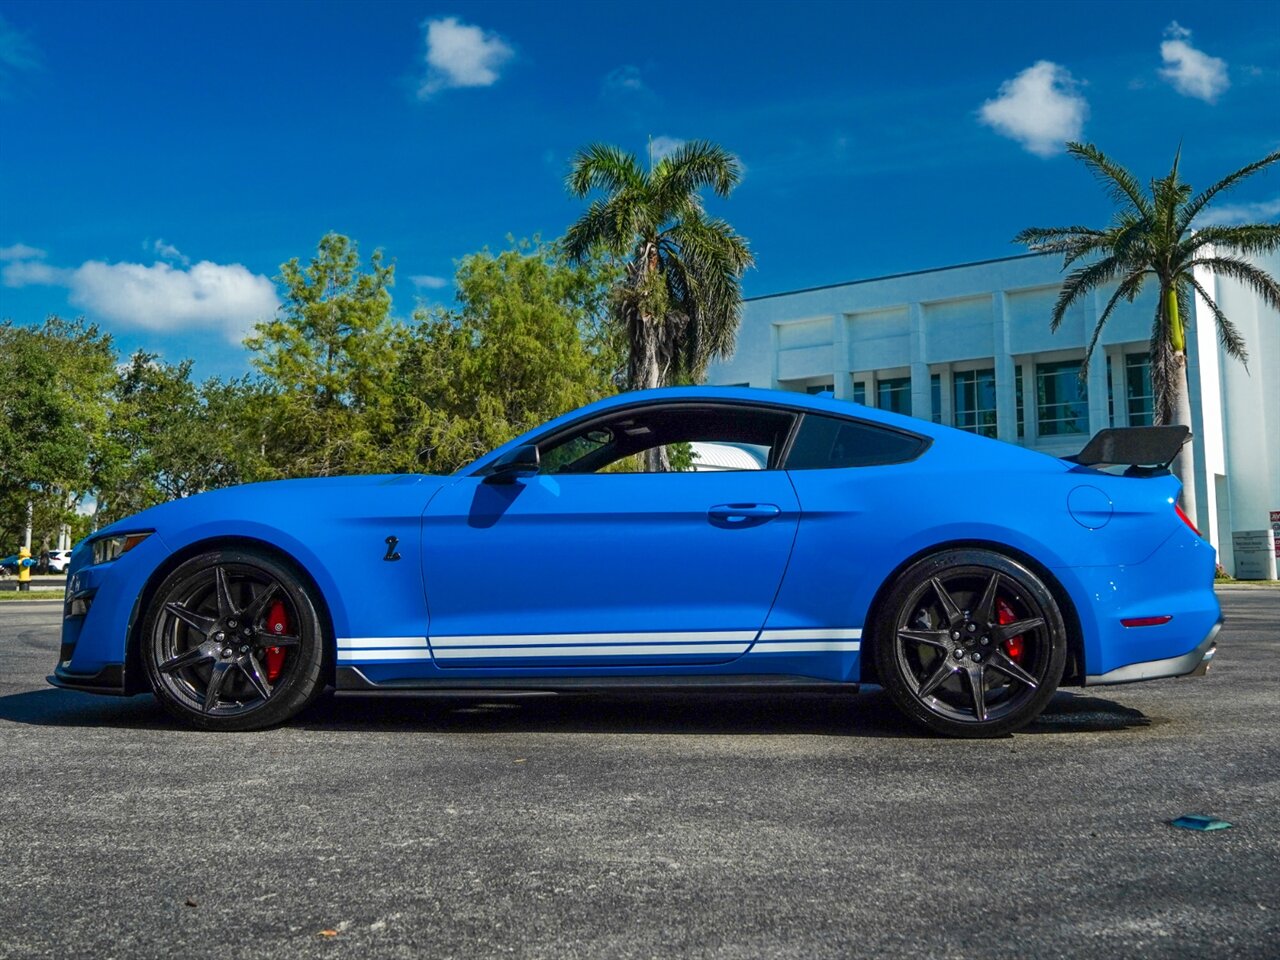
[[485, 444, 540, 483]]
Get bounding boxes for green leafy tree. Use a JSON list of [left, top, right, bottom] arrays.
[[245, 233, 399, 477], [96, 353, 268, 522], [394, 239, 621, 473], [0, 317, 116, 549], [1015, 142, 1280, 523], [563, 140, 754, 401]]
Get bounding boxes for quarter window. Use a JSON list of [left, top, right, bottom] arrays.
[[785, 413, 927, 470]]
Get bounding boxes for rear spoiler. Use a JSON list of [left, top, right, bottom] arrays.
[[1063, 425, 1190, 472]]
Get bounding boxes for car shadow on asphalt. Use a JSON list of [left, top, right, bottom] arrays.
[[0, 686, 1152, 738]]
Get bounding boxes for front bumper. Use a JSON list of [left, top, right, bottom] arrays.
[[48, 662, 128, 695], [1084, 617, 1221, 686]]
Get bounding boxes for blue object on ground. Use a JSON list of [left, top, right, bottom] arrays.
[[1170, 814, 1232, 831]]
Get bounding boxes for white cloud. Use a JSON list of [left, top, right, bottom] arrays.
[[3, 255, 279, 343], [410, 274, 448, 290], [0, 242, 45, 261], [1195, 197, 1280, 226], [650, 136, 685, 162], [150, 238, 190, 266], [979, 61, 1088, 157], [602, 65, 645, 95], [1, 259, 69, 286], [1159, 22, 1229, 103], [417, 17, 513, 100]]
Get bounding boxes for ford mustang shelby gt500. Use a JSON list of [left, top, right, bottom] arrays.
[[51, 386, 1221, 737]]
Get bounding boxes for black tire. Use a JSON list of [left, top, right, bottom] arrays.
[[873, 548, 1067, 738], [141, 546, 327, 731]]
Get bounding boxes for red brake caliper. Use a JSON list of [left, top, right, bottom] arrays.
[[997, 598, 1025, 663], [264, 600, 289, 682]]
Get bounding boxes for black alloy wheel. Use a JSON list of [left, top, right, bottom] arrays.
[[874, 548, 1067, 738], [142, 547, 327, 731]]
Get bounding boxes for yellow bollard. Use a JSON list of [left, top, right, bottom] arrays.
[[17, 545, 32, 592]]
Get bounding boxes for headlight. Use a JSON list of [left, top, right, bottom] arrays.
[[90, 532, 153, 566]]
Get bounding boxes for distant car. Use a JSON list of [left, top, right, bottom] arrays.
[[44, 549, 73, 574], [50, 387, 1220, 737]]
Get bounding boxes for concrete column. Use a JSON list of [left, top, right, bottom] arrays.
[[1108, 348, 1127, 427], [1085, 292, 1109, 435], [909, 302, 930, 420], [832, 313, 851, 399], [993, 292, 1017, 442]]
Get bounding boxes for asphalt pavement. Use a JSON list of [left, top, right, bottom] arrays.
[[0, 590, 1276, 959]]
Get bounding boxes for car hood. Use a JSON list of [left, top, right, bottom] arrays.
[[91, 473, 452, 541]]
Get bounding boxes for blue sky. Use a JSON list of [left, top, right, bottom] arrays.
[[1, 0, 1278, 379]]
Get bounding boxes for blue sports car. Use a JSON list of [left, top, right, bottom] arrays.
[[51, 386, 1221, 737]]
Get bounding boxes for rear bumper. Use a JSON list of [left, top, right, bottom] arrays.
[[1084, 617, 1221, 686]]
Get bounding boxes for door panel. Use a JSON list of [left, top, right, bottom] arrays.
[[421, 471, 800, 668]]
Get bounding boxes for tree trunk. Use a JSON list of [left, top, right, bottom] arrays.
[[635, 310, 670, 472], [1169, 351, 1200, 528]]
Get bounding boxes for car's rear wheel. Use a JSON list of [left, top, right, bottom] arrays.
[[141, 547, 327, 731], [874, 548, 1066, 738]]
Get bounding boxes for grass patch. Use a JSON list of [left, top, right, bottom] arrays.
[[0, 589, 62, 601]]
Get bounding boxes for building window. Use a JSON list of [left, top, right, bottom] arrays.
[[1015, 366, 1024, 438], [953, 368, 997, 437], [852, 381, 866, 405], [805, 382, 834, 395], [1035, 359, 1089, 436], [931, 374, 942, 423], [1125, 353, 1154, 426], [877, 376, 912, 416]]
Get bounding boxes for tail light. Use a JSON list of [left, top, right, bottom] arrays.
[[1175, 501, 1201, 538]]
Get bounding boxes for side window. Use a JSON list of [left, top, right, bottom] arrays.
[[537, 405, 795, 474], [785, 413, 926, 469]]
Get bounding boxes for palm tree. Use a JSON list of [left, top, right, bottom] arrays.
[[563, 140, 754, 397], [1016, 142, 1280, 524]]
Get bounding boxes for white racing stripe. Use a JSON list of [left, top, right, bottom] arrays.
[[750, 641, 860, 654], [338, 637, 428, 650], [431, 630, 758, 648], [434, 643, 751, 659], [335, 627, 863, 661]]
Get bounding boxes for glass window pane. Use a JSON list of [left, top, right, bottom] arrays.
[[1015, 366, 1024, 439], [877, 376, 912, 416], [930, 374, 942, 424], [1125, 353, 1154, 426], [852, 382, 866, 405], [1035, 359, 1089, 436], [953, 368, 997, 437], [786, 414, 926, 469]]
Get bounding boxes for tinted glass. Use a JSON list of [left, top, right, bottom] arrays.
[[785, 413, 926, 469]]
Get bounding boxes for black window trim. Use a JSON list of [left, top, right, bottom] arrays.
[[467, 398, 931, 477]]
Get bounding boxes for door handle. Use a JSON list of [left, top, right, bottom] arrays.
[[708, 503, 782, 526]]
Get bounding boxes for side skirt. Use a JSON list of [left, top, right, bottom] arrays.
[[335, 666, 858, 696]]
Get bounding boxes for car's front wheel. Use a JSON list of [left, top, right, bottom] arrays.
[[874, 548, 1067, 738], [141, 547, 327, 731]]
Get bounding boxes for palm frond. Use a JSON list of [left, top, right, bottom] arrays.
[[1186, 274, 1248, 365], [1050, 256, 1125, 331], [1082, 269, 1148, 377], [1066, 142, 1153, 218], [1187, 256, 1280, 312], [1178, 149, 1280, 232], [652, 140, 742, 200], [1180, 223, 1280, 259], [566, 144, 645, 199]]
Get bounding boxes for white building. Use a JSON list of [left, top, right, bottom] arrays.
[[707, 250, 1280, 578]]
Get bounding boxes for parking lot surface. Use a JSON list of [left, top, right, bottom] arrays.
[[1, 589, 1276, 959]]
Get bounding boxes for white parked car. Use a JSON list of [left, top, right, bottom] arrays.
[[44, 549, 73, 574]]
